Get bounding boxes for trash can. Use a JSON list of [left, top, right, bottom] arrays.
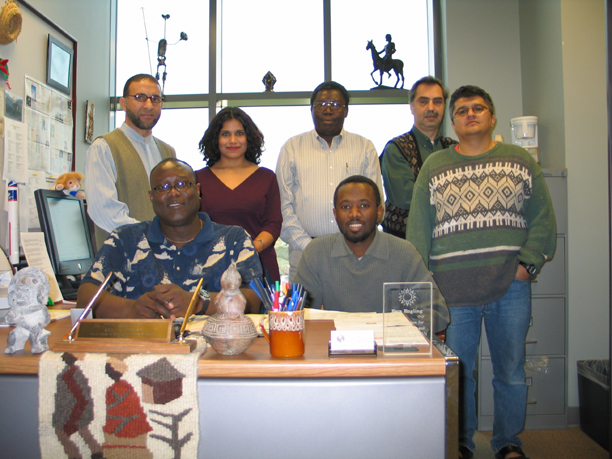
[[577, 359, 610, 451]]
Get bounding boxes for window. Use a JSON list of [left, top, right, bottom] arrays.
[[331, 0, 430, 90], [220, 1, 323, 93], [115, 0, 435, 170], [116, 0, 208, 96]]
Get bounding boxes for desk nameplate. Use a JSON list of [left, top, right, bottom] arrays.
[[76, 319, 172, 342]]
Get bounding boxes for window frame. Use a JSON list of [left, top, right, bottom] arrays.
[[111, 0, 442, 133]]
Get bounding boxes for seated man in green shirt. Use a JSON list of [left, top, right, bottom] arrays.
[[380, 76, 457, 238], [293, 175, 449, 334]]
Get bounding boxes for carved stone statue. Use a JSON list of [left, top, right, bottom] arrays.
[[366, 36, 405, 89], [201, 262, 257, 355], [262, 71, 276, 92], [5, 267, 51, 353]]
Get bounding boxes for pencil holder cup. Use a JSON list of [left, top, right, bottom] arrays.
[[259, 310, 305, 358]]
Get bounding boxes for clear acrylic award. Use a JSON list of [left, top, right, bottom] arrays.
[[382, 282, 434, 355]]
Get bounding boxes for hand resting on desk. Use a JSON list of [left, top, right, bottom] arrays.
[[76, 282, 205, 319], [77, 279, 262, 318]]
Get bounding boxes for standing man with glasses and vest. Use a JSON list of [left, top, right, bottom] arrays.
[[84, 74, 176, 249], [407, 85, 556, 459], [380, 76, 457, 238], [276, 81, 383, 281]]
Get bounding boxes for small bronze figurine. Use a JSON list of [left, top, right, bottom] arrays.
[[366, 36, 405, 89], [262, 71, 276, 92]]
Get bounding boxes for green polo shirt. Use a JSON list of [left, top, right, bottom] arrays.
[[381, 127, 449, 210]]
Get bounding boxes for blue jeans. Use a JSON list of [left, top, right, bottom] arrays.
[[446, 278, 531, 453]]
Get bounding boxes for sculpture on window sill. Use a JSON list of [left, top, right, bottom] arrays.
[[366, 34, 405, 89], [263, 71, 276, 92]]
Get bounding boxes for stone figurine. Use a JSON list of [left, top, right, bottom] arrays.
[[201, 262, 257, 355], [5, 267, 51, 353], [366, 36, 405, 89], [262, 71, 276, 92]]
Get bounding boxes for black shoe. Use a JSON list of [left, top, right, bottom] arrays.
[[459, 444, 474, 459], [495, 444, 529, 459]]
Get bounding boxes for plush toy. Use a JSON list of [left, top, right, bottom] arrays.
[[51, 171, 85, 199]]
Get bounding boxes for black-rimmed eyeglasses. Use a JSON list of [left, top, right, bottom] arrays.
[[127, 93, 164, 104]]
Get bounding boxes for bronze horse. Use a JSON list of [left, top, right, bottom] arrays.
[[366, 40, 405, 89]]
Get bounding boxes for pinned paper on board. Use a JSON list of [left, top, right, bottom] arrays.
[[20, 232, 62, 303]]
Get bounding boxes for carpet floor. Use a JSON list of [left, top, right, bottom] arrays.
[[472, 427, 608, 459]]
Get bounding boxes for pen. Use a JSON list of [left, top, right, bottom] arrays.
[[263, 277, 273, 296], [68, 272, 113, 340], [249, 279, 273, 311], [178, 277, 203, 341]]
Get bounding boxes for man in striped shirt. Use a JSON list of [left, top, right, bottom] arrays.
[[276, 81, 383, 281]]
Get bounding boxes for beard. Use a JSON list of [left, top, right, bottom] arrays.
[[340, 222, 376, 245], [125, 105, 160, 131]]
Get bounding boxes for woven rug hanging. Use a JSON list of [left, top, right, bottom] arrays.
[[38, 337, 205, 459]]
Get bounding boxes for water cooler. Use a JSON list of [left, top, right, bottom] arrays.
[[510, 116, 539, 163]]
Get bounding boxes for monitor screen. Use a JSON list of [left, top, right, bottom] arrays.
[[34, 189, 95, 276]]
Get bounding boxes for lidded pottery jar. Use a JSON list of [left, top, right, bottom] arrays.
[[201, 262, 257, 355]]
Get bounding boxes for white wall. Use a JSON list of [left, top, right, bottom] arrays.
[[519, 0, 565, 170], [560, 0, 609, 408], [443, 0, 524, 143]]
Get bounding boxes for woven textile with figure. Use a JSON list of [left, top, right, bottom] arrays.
[[38, 339, 204, 459]]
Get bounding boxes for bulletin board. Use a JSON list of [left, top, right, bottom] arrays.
[[0, 0, 77, 261]]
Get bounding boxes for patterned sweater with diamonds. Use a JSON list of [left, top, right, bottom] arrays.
[[406, 142, 556, 307]]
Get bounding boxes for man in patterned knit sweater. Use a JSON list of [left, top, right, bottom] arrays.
[[407, 86, 556, 459]]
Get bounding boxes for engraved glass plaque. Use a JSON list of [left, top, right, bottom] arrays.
[[382, 282, 433, 355]]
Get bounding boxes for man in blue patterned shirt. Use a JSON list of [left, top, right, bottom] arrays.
[[77, 159, 263, 318]]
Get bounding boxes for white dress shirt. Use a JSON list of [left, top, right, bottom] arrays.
[[276, 129, 383, 252], [84, 122, 164, 233]]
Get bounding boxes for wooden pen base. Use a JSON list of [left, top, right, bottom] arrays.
[[49, 318, 198, 353], [50, 338, 198, 354]]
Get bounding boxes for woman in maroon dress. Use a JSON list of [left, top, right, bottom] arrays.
[[196, 107, 282, 284]]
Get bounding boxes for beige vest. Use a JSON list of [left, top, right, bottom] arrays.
[[93, 129, 176, 249]]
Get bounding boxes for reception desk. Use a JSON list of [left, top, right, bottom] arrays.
[[0, 315, 458, 459]]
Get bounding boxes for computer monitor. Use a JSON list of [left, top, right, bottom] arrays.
[[34, 189, 96, 277]]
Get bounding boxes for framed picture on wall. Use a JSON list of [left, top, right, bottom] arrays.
[[46, 34, 73, 95]]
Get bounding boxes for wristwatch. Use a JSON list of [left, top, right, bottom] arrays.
[[196, 287, 210, 315], [519, 261, 537, 276]]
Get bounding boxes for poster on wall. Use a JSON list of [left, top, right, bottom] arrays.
[[2, 118, 27, 183], [24, 75, 73, 177]]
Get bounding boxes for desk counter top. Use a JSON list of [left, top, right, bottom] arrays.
[[0, 317, 447, 378]]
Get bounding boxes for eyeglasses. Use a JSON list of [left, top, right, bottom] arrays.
[[127, 93, 164, 104], [453, 104, 489, 118], [152, 181, 193, 194], [313, 101, 346, 112]]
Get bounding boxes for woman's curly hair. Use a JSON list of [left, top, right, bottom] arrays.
[[198, 107, 264, 167]]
